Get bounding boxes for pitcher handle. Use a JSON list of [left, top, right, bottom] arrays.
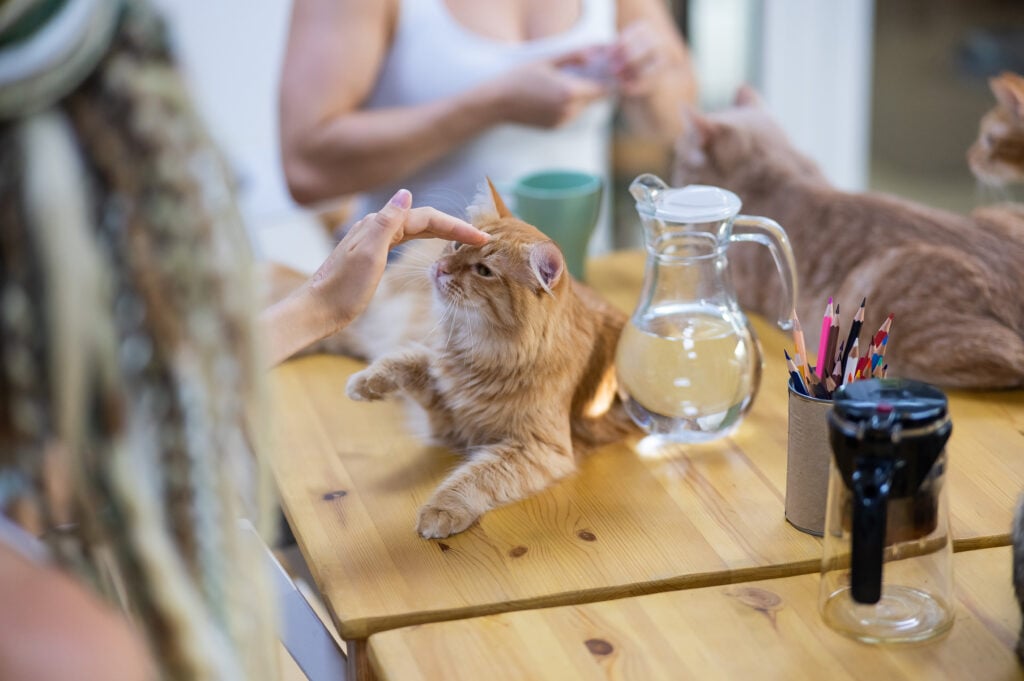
[[850, 460, 895, 604], [729, 216, 798, 330]]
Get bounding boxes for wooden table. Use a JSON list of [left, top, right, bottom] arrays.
[[367, 546, 1022, 680], [269, 250, 1024, 675]]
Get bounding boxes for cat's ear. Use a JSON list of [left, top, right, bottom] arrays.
[[487, 177, 513, 218], [467, 177, 514, 225], [528, 240, 565, 293], [991, 72, 1024, 121], [686, 107, 723, 151], [734, 84, 764, 108]]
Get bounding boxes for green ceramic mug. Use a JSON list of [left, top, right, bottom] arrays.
[[512, 170, 603, 280]]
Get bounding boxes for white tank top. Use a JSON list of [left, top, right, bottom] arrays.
[[357, 0, 616, 249]]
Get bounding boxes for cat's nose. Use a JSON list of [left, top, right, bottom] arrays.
[[431, 261, 449, 281]]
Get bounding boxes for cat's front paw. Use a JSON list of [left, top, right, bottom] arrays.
[[345, 368, 395, 402], [416, 500, 478, 539]]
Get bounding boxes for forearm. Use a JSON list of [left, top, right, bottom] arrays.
[[259, 285, 338, 367], [283, 85, 507, 205]]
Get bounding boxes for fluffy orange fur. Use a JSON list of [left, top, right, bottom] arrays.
[[335, 182, 634, 538], [969, 71, 1024, 188], [674, 87, 1024, 389]]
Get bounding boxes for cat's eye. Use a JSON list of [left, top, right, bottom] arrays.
[[474, 263, 493, 277], [452, 242, 463, 251]]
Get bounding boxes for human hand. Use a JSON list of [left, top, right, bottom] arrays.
[[609, 20, 671, 97], [490, 58, 608, 128], [308, 189, 488, 334]]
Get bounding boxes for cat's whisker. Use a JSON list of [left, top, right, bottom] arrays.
[[463, 307, 481, 348], [442, 294, 469, 354], [444, 307, 459, 354], [387, 270, 430, 287], [392, 252, 436, 267], [425, 299, 456, 339], [415, 188, 473, 218]]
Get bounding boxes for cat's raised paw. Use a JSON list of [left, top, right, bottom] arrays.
[[417, 501, 477, 539], [345, 369, 395, 401]]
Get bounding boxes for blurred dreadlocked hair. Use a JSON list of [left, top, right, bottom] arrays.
[[0, 1, 278, 678]]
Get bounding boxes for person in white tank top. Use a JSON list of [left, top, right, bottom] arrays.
[[279, 0, 696, 252]]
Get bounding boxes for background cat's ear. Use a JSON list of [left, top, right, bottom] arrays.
[[991, 72, 1024, 121], [528, 240, 564, 293], [686, 107, 722, 151], [734, 84, 764, 108]]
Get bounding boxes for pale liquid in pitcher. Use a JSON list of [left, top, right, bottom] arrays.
[[615, 305, 756, 442]]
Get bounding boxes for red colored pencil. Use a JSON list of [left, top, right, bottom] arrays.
[[872, 313, 894, 347]]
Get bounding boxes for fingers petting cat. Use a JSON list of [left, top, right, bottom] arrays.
[[416, 439, 576, 539]]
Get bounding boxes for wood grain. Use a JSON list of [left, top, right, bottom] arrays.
[[269, 250, 1024, 641], [368, 546, 1022, 681]]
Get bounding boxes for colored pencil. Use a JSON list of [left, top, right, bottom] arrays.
[[843, 338, 860, 385], [841, 297, 866, 370], [875, 334, 889, 364], [792, 314, 810, 381], [813, 381, 831, 400], [783, 298, 895, 398], [823, 304, 840, 380], [785, 350, 809, 395], [872, 313, 894, 348], [831, 352, 844, 384], [816, 297, 833, 379], [793, 353, 810, 385], [856, 344, 874, 380]]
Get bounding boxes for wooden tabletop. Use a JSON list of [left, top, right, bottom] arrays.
[[269, 250, 1024, 642], [367, 546, 1022, 681]]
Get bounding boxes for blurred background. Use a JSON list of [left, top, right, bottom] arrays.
[[152, 0, 1024, 269]]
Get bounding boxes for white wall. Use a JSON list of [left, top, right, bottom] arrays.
[[153, 1, 294, 220], [759, 0, 875, 191], [151, 0, 333, 272], [690, 0, 875, 191]]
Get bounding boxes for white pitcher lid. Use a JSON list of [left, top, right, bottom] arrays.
[[649, 184, 741, 223]]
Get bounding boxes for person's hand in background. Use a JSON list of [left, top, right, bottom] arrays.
[[610, 19, 672, 98], [261, 189, 489, 366], [483, 57, 609, 129]]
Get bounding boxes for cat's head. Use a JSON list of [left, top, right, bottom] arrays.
[[427, 180, 567, 334], [968, 71, 1024, 187], [673, 86, 826, 191]]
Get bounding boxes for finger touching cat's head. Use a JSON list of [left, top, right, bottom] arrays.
[[431, 190, 569, 330]]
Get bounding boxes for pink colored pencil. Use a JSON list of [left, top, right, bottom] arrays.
[[816, 297, 833, 379]]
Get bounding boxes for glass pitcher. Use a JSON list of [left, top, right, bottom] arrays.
[[820, 378, 954, 644], [615, 174, 797, 443]]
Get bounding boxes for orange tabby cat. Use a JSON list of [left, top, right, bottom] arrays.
[[674, 86, 1024, 389], [337, 182, 634, 538], [968, 71, 1024, 188]]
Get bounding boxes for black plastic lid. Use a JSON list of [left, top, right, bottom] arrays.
[[832, 378, 948, 435]]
